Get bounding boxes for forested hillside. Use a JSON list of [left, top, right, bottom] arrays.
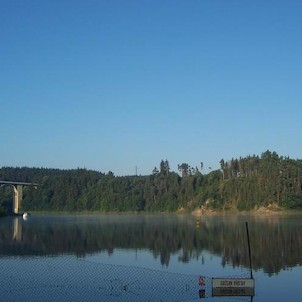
[[1, 151, 302, 213]]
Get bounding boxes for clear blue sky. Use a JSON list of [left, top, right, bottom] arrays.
[[1, 0, 302, 175]]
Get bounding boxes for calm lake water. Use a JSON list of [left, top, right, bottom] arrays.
[[0, 213, 301, 301]]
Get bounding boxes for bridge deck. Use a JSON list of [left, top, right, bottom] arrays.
[[0, 180, 38, 187]]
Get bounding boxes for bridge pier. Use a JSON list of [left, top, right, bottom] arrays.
[[13, 185, 23, 215], [0, 181, 38, 215]]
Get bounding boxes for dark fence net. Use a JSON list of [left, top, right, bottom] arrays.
[[0, 256, 250, 301]]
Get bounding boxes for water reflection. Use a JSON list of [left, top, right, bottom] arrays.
[[12, 217, 22, 241], [0, 214, 301, 275]]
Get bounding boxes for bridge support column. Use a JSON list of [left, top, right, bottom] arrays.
[[13, 185, 23, 214]]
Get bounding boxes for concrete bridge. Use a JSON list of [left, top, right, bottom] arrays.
[[0, 181, 38, 214]]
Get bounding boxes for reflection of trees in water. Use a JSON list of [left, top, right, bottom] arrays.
[[217, 216, 302, 275], [0, 215, 301, 274]]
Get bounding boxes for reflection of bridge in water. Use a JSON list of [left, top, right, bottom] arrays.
[[0, 180, 38, 214]]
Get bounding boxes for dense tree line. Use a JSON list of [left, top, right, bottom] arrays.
[[219, 150, 302, 210], [0, 151, 302, 213]]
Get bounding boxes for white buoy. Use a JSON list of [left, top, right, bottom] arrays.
[[23, 212, 30, 220]]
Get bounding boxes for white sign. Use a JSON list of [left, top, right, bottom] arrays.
[[212, 278, 254, 288], [212, 278, 255, 297]]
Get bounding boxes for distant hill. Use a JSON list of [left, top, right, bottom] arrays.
[[1, 150, 302, 213]]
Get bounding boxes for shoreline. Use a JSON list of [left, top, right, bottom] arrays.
[[1, 207, 301, 217], [191, 208, 302, 217]]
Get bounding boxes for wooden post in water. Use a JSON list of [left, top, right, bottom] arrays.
[[246, 222, 253, 279]]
